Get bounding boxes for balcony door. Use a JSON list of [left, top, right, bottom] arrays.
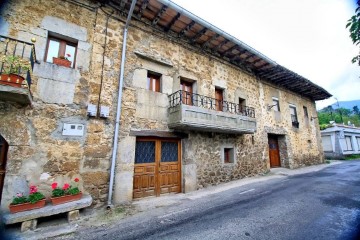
[[181, 80, 193, 105], [0, 135, 8, 204], [268, 135, 281, 167], [215, 88, 223, 111], [133, 138, 181, 199]]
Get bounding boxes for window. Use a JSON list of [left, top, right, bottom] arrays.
[[356, 137, 360, 150], [272, 97, 280, 111], [222, 147, 235, 164], [45, 36, 77, 68], [147, 72, 161, 92], [303, 106, 308, 119], [289, 105, 299, 128], [344, 136, 353, 151]]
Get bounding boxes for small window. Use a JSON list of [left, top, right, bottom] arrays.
[[303, 106, 308, 119], [147, 72, 161, 92], [45, 36, 77, 68], [344, 136, 353, 151], [223, 147, 235, 164], [272, 97, 280, 111], [289, 105, 299, 128], [356, 137, 360, 150]]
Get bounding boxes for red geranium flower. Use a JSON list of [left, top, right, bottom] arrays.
[[29, 185, 37, 194], [63, 183, 70, 190], [74, 178, 79, 182], [51, 182, 58, 190]]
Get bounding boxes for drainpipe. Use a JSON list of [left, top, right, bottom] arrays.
[[107, 0, 137, 209], [157, 0, 277, 66]]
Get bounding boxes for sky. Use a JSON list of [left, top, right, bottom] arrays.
[[171, 0, 359, 109]]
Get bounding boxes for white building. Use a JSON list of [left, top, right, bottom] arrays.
[[321, 124, 360, 159]]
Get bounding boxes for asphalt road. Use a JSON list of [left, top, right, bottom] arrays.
[[66, 161, 360, 240]]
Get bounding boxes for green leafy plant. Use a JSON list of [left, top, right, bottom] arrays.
[[10, 185, 45, 205], [51, 178, 81, 197], [346, 2, 360, 65], [0, 55, 31, 74]]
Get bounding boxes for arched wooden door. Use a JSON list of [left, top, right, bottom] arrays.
[[0, 135, 8, 204]]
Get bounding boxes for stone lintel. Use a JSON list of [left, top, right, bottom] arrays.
[[134, 50, 173, 67], [3, 195, 92, 225], [129, 129, 188, 139]]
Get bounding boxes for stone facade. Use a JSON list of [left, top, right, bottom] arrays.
[[0, 0, 325, 209]]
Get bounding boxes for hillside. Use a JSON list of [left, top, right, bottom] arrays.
[[322, 100, 360, 110]]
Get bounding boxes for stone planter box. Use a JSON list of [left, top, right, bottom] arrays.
[[9, 199, 46, 214], [50, 193, 82, 205]]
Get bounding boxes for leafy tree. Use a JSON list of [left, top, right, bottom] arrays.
[[353, 105, 360, 116], [346, 1, 360, 65]]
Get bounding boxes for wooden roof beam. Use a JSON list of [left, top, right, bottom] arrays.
[[179, 20, 195, 37], [137, 0, 149, 19], [152, 5, 168, 25], [191, 27, 208, 43], [202, 33, 219, 48], [251, 58, 263, 65], [230, 49, 247, 61], [165, 12, 180, 32], [223, 44, 239, 57], [213, 39, 229, 52]]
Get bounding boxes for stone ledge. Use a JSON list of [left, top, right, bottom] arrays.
[[3, 195, 92, 225]]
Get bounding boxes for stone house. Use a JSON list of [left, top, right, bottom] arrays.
[[321, 123, 360, 159], [0, 0, 331, 210]]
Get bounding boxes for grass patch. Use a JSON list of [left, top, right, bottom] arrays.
[[325, 160, 331, 164], [345, 154, 360, 160]]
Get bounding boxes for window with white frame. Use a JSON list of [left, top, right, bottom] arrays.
[[272, 97, 280, 111], [289, 104, 299, 128], [344, 136, 353, 151]]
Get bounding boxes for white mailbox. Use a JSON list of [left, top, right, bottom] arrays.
[[87, 104, 97, 117], [62, 123, 84, 136], [100, 106, 110, 118]]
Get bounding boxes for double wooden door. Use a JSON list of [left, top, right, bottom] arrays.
[[133, 138, 181, 199], [0, 135, 8, 204], [268, 136, 281, 167]]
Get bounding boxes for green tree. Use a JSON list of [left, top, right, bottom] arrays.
[[346, 1, 360, 65]]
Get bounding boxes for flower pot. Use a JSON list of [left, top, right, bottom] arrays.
[[53, 57, 72, 68], [0, 74, 25, 88], [50, 192, 82, 205], [9, 199, 46, 214]]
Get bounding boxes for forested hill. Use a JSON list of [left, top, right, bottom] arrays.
[[324, 100, 360, 110]]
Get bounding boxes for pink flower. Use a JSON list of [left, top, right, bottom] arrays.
[[16, 193, 23, 197], [51, 182, 58, 190], [29, 185, 37, 194], [63, 183, 70, 190], [74, 178, 79, 182]]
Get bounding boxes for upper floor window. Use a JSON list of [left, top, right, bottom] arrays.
[[289, 105, 299, 128], [223, 147, 235, 164], [272, 97, 280, 111], [147, 72, 161, 92], [303, 106, 309, 119], [45, 36, 77, 68]]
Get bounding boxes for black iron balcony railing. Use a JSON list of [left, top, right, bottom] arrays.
[[169, 90, 256, 118], [291, 114, 299, 128], [0, 35, 38, 89]]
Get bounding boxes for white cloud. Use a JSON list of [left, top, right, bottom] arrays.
[[171, 0, 359, 109]]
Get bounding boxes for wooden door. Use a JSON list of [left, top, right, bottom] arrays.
[[268, 136, 281, 167], [215, 88, 223, 111], [0, 135, 8, 204], [133, 138, 181, 199], [181, 80, 193, 105]]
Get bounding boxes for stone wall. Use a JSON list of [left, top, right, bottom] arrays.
[[0, 0, 325, 208]]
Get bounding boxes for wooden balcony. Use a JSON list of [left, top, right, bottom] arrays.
[[168, 90, 257, 134], [0, 35, 37, 106]]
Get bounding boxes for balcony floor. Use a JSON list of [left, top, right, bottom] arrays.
[[0, 84, 32, 106]]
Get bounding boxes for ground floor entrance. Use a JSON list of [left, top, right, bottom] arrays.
[[133, 137, 181, 199], [0, 134, 8, 204], [268, 135, 281, 167]]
